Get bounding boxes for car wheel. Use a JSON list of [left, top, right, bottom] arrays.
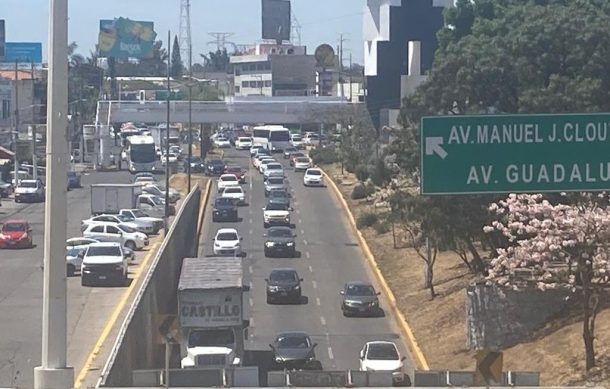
[[264, 248, 270, 257], [15, 197, 20, 203], [266, 295, 273, 304], [81, 275, 89, 287], [125, 241, 136, 251], [123, 270, 129, 287], [67, 264, 75, 277], [263, 222, 269, 229], [212, 216, 217, 222]]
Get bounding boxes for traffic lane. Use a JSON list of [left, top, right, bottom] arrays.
[[282, 158, 415, 374], [198, 151, 331, 371], [0, 170, 150, 388]]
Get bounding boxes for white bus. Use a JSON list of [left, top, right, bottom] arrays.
[[252, 125, 291, 152], [126, 135, 157, 173]]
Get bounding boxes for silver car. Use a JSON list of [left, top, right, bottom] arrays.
[[265, 177, 288, 196]]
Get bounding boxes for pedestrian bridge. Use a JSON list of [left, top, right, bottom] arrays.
[[95, 97, 364, 125]]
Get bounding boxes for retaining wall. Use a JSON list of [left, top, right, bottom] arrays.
[[99, 186, 204, 387]]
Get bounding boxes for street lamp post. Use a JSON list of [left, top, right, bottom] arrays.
[[164, 30, 171, 226], [34, 0, 73, 387], [187, 50, 193, 192]]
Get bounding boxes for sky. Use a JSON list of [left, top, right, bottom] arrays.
[[1, 0, 366, 64]]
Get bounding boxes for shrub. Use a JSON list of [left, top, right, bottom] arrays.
[[310, 147, 339, 165], [356, 211, 378, 229], [373, 220, 390, 234], [355, 164, 370, 182], [370, 159, 391, 187], [351, 184, 368, 200]]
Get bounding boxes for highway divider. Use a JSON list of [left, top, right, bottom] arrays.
[[322, 169, 431, 371], [98, 180, 211, 386]]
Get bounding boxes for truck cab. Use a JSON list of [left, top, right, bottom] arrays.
[[181, 328, 241, 368]]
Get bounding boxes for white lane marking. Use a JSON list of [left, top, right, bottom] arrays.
[[248, 281, 253, 289], [248, 266, 253, 274], [249, 218, 253, 224], [298, 219, 303, 224], [316, 297, 321, 306], [249, 229, 253, 235], [296, 209, 301, 214], [306, 252, 311, 259], [249, 209, 253, 215], [303, 239, 308, 245], [328, 347, 334, 360], [308, 265, 313, 273], [320, 316, 326, 326], [312, 280, 317, 289], [249, 298, 254, 307], [250, 317, 254, 326]]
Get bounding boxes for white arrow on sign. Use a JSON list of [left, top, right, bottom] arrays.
[[425, 137, 448, 159]]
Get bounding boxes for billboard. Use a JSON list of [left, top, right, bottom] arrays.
[[0, 20, 5, 61], [262, 0, 291, 42], [98, 18, 156, 59], [4, 42, 42, 64]]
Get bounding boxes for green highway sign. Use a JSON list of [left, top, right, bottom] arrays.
[[420, 113, 610, 195]]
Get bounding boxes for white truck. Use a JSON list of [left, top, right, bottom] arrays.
[[178, 257, 249, 369], [91, 184, 172, 217]]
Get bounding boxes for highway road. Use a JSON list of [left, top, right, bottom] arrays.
[[0, 170, 161, 388], [198, 148, 414, 384]]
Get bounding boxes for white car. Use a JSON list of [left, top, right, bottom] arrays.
[[213, 228, 242, 256], [359, 341, 406, 385], [217, 174, 240, 192], [14, 179, 45, 203], [253, 154, 273, 169], [303, 133, 320, 146], [134, 176, 156, 185], [221, 186, 246, 205], [142, 184, 181, 203], [119, 209, 164, 234], [303, 168, 324, 187], [214, 137, 231, 148], [259, 158, 277, 174], [235, 137, 253, 150], [81, 214, 153, 235], [66, 246, 86, 277], [263, 162, 284, 180], [161, 153, 178, 166], [293, 157, 312, 172], [250, 144, 265, 156], [83, 223, 148, 251], [262, 202, 291, 228], [81, 242, 129, 287], [290, 134, 304, 149]]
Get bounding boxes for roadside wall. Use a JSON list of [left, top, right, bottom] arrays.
[[466, 283, 575, 350], [99, 186, 203, 387]]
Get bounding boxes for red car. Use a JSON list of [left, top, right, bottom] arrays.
[[225, 166, 246, 183], [0, 220, 33, 248]]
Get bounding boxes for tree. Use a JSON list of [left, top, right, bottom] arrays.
[[171, 35, 183, 79], [484, 193, 610, 370], [200, 49, 232, 72]]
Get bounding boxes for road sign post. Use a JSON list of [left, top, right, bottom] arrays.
[[421, 113, 610, 194]]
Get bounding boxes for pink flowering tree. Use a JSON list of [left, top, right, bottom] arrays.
[[484, 193, 610, 370]]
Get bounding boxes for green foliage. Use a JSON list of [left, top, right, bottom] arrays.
[[355, 164, 370, 182], [370, 159, 392, 187], [373, 220, 390, 235], [171, 35, 183, 79], [356, 211, 378, 229], [200, 49, 233, 73], [309, 147, 339, 165], [351, 184, 368, 200]]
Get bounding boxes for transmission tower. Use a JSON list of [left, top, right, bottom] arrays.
[[179, 0, 192, 70], [207, 32, 236, 53], [291, 13, 302, 46]]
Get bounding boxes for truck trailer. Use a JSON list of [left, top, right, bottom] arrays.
[[178, 257, 249, 369]]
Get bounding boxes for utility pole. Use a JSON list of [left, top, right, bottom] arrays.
[[13, 60, 19, 186], [187, 31, 193, 192], [34, 0, 73, 387], [31, 61, 38, 180], [349, 52, 353, 102], [338, 34, 349, 98], [165, 30, 171, 226]]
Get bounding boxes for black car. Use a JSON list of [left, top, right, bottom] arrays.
[[185, 156, 205, 173], [267, 189, 291, 208], [266, 268, 302, 304], [205, 159, 226, 176], [269, 331, 318, 370], [340, 281, 381, 317], [264, 226, 297, 257], [212, 197, 239, 222], [0, 179, 13, 198]]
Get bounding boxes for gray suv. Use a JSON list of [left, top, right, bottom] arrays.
[[264, 177, 288, 197]]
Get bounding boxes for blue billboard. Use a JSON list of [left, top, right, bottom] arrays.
[[98, 18, 156, 59], [4, 42, 43, 64]]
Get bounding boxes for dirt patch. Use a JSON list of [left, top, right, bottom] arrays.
[[325, 163, 610, 387], [169, 173, 209, 195]]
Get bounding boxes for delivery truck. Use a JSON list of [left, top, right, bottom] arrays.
[[90, 183, 173, 216], [178, 257, 249, 369]]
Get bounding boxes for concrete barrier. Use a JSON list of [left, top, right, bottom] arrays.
[[98, 182, 209, 387]]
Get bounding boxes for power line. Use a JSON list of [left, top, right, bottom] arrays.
[[207, 32, 237, 53]]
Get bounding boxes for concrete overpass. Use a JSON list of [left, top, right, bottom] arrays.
[[95, 96, 365, 126]]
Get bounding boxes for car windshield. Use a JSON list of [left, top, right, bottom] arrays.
[[292, 136, 302, 141], [3, 223, 26, 232], [367, 344, 399, 360], [117, 214, 132, 222], [270, 190, 287, 198], [267, 164, 282, 170], [295, 157, 310, 163], [215, 198, 235, 206], [19, 181, 37, 188], [292, 153, 305, 158], [217, 232, 238, 241], [131, 210, 148, 218], [221, 176, 237, 181], [87, 246, 121, 257], [277, 335, 310, 349], [266, 202, 288, 211], [239, 137, 251, 142], [346, 284, 376, 296], [209, 160, 224, 166], [269, 228, 292, 238], [270, 270, 297, 282], [224, 187, 242, 194], [285, 148, 297, 152], [227, 167, 241, 173], [66, 247, 83, 257], [267, 178, 284, 185], [307, 170, 322, 176]]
